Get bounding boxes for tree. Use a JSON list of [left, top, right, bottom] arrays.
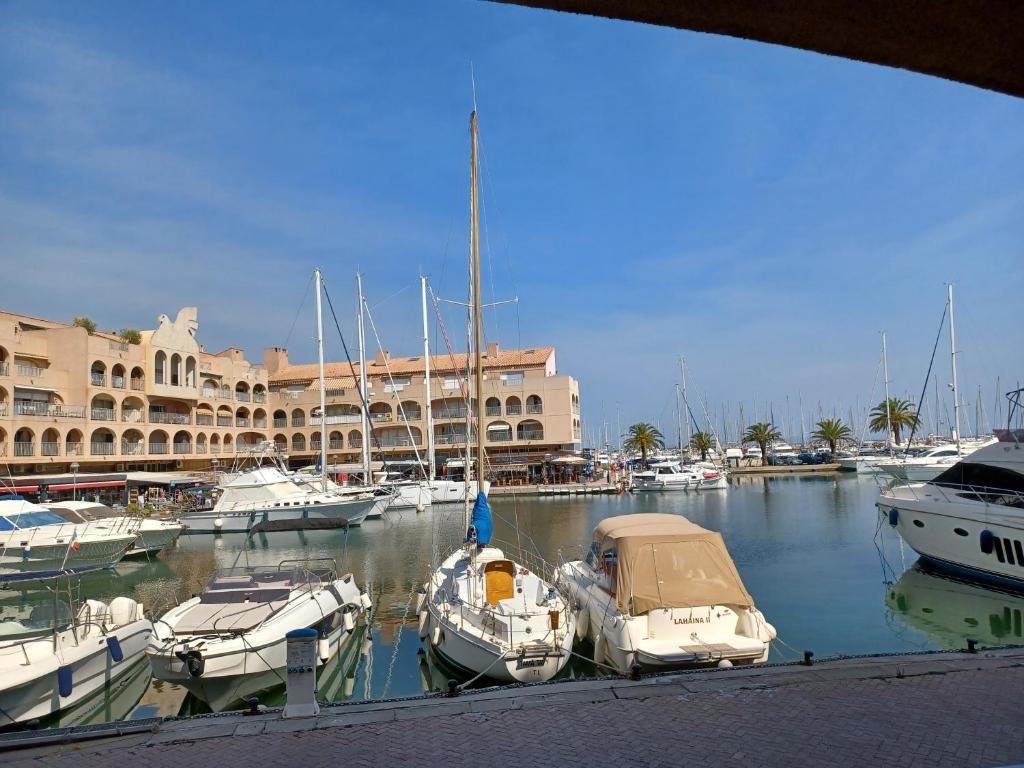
[[743, 422, 782, 467], [869, 398, 920, 446], [623, 423, 664, 466], [812, 418, 852, 454], [72, 316, 96, 334], [690, 431, 715, 461], [119, 328, 142, 345]]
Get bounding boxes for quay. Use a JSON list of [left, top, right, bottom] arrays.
[[729, 462, 841, 475], [5, 647, 1023, 767], [490, 482, 621, 496]]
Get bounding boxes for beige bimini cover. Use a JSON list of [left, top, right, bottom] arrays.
[[593, 513, 754, 615]]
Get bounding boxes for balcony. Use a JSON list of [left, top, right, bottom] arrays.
[[112, 375, 126, 389], [348, 438, 363, 449], [274, 418, 287, 428], [488, 432, 513, 443], [310, 414, 361, 426], [65, 442, 84, 456], [150, 412, 190, 425], [311, 441, 322, 451], [254, 418, 267, 429], [519, 430, 544, 440], [108, 340, 129, 352], [0, 403, 6, 417], [122, 410, 145, 424], [149, 443, 170, 455], [435, 434, 467, 445], [196, 444, 207, 454], [253, 393, 267, 403], [236, 418, 250, 428], [196, 414, 214, 426], [14, 442, 34, 456], [329, 439, 344, 449], [90, 373, 107, 387], [91, 407, 116, 421], [0, 362, 8, 376], [217, 416, 233, 427], [219, 388, 232, 399], [41, 442, 60, 456], [370, 414, 393, 423], [485, 406, 502, 416], [122, 442, 145, 456], [90, 442, 116, 456], [527, 404, 543, 414], [173, 443, 192, 455], [236, 392, 250, 402], [505, 405, 522, 416], [378, 436, 417, 447], [435, 408, 468, 420], [15, 402, 86, 418], [130, 377, 145, 391], [210, 446, 221, 454], [398, 411, 422, 422], [17, 364, 45, 377], [292, 418, 306, 427]]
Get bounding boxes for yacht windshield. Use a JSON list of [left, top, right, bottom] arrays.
[[0, 511, 71, 531]]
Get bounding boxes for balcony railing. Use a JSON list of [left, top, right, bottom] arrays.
[[0, 403, 7, 417], [220, 388, 232, 399], [130, 377, 145, 391], [173, 443, 192, 454], [236, 418, 250, 428], [217, 416, 233, 427], [505, 405, 522, 416], [210, 446, 221, 454], [348, 438, 363, 449], [526, 404, 543, 414], [377, 436, 418, 447], [122, 442, 145, 456], [292, 418, 306, 427], [150, 412, 190, 425], [311, 441, 322, 451], [196, 414, 214, 426], [485, 406, 502, 416], [329, 439, 344, 449], [90, 442, 116, 456], [17, 364, 45, 377], [292, 443, 308, 451], [369, 413, 392, 423], [310, 414, 361, 426], [236, 392, 250, 402], [489, 432, 513, 442], [15, 402, 86, 418], [435, 434, 467, 445], [111, 375, 126, 389], [253, 392, 267, 403], [91, 407, 116, 421], [518, 430, 545, 440], [196, 444, 207, 454], [65, 442, 84, 456], [0, 362, 8, 376], [253, 419, 267, 429], [399, 411, 422, 422], [435, 408, 468, 420], [0, 442, 7, 456], [14, 442, 34, 456], [149, 443, 169, 455], [91, 373, 106, 387], [122, 410, 144, 423], [41, 442, 60, 456], [108, 340, 129, 352]]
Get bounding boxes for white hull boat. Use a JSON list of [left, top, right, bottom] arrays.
[[428, 480, 478, 505], [631, 462, 727, 492], [0, 596, 151, 726], [43, 501, 183, 558], [875, 438, 998, 483], [147, 559, 370, 711], [558, 514, 775, 672]]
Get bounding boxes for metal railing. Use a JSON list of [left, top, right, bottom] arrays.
[[90, 373, 106, 387], [91, 406, 116, 421], [253, 418, 267, 429], [253, 392, 267, 403], [150, 411, 190, 425], [329, 439, 344, 449], [122, 410, 144, 423], [210, 446, 221, 454], [377, 436, 419, 447], [14, 442, 34, 456], [349, 438, 362, 449], [173, 443, 192, 454], [196, 414, 214, 426], [236, 392, 250, 402], [435, 408, 468, 419], [17, 364, 45, 377], [292, 442, 308, 451], [311, 414, 361, 425], [527, 403, 543, 414], [292, 417, 306, 427], [399, 412, 422, 422], [217, 416, 232, 427], [122, 442, 145, 455], [274, 418, 288, 427], [14, 402, 86, 418], [235, 418, 250, 427], [882, 480, 1024, 510], [65, 442, 84, 456], [0, 442, 6, 457], [0, 403, 6, 417], [485, 405, 502, 416], [435, 434, 467, 445], [518, 430, 544, 440], [130, 377, 145, 390], [505, 404, 522, 416], [489, 432, 513, 442], [149, 443, 170, 455], [41, 441, 60, 456], [370, 413, 393, 423], [90, 442, 116, 456], [220, 387, 232, 399], [196, 444, 207, 454], [0, 362, 8, 376], [111, 375, 126, 389]]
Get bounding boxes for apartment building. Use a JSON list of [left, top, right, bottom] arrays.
[[0, 307, 582, 479]]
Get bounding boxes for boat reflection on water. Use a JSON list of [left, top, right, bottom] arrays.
[[177, 623, 370, 716], [886, 562, 1024, 647]]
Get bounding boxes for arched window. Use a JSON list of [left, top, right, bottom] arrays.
[[122, 429, 145, 455], [90, 361, 106, 387], [505, 396, 522, 416], [291, 408, 305, 427], [292, 433, 306, 451], [274, 409, 287, 427], [111, 364, 126, 389], [485, 397, 501, 416], [185, 356, 197, 387], [526, 395, 543, 414], [170, 354, 182, 386], [517, 420, 544, 441], [348, 429, 362, 449], [487, 421, 513, 443], [329, 431, 343, 449]]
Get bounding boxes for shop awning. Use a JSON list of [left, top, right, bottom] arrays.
[[46, 480, 127, 492]]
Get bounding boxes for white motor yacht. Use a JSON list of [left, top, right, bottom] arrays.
[[558, 514, 776, 672], [181, 467, 376, 533], [147, 558, 370, 711], [877, 429, 1024, 586], [631, 461, 727, 491], [874, 437, 998, 482], [43, 500, 183, 558], [0, 594, 151, 726], [0, 499, 139, 583]]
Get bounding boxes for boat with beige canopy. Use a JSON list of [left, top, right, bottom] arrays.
[[558, 513, 776, 672]]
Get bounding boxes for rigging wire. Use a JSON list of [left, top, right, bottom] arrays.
[[901, 301, 949, 454], [281, 272, 315, 351]]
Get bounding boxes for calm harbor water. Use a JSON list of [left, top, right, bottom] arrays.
[[6, 472, 1024, 727]]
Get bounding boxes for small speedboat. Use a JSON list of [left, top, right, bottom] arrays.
[[147, 558, 371, 711], [43, 501, 183, 558], [0, 595, 151, 726], [631, 461, 727, 492], [558, 513, 776, 673]]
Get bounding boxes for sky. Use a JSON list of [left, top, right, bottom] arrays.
[[1, 1, 1022, 447]]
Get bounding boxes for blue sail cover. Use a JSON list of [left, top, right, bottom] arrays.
[[470, 490, 492, 546]]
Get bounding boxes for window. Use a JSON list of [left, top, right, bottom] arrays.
[[501, 371, 524, 386]]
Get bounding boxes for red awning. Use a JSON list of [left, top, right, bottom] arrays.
[[0, 485, 38, 493], [46, 480, 127, 492]]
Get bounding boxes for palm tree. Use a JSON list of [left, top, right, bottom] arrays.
[[690, 431, 714, 461], [743, 422, 782, 467], [623, 423, 664, 466], [869, 398, 920, 446], [812, 418, 852, 454]]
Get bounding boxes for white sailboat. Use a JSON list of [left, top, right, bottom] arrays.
[[419, 111, 574, 684]]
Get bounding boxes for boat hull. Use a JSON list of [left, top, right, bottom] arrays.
[[0, 535, 137, 583], [181, 497, 374, 533]]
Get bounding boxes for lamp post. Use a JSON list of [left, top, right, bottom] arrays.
[[70, 462, 79, 501]]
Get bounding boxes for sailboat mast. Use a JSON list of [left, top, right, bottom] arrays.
[[421, 276, 435, 481], [470, 111, 485, 489], [679, 356, 690, 453], [357, 273, 371, 483], [674, 384, 682, 454], [314, 268, 328, 492], [882, 332, 894, 455], [948, 283, 962, 455]]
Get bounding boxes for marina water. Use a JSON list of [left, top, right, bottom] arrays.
[[4, 473, 1017, 727]]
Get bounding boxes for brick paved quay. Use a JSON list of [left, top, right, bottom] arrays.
[[6, 648, 1024, 768]]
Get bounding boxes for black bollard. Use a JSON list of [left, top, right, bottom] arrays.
[[629, 663, 642, 681], [802, 650, 814, 666], [966, 638, 979, 654], [244, 696, 261, 715], [446, 678, 459, 697]]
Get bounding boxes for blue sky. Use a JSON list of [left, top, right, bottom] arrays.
[[1, 1, 1022, 445]]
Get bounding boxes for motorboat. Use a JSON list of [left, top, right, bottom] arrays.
[[0, 499, 139, 583], [874, 437, 997, 482], [181, 466, 376, 533], [147, 558, 371, 711], [42, 500, 183, 558], [877, 416, 1024, 587], [744, 445, 763, 460], [558, 513, 776, 672], [0, 592, 151, 726], [427, 479, 478, 505], [631, 461, 727, 491]]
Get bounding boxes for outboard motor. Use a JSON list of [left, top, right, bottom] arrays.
[[175, 649, 205, 678]]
